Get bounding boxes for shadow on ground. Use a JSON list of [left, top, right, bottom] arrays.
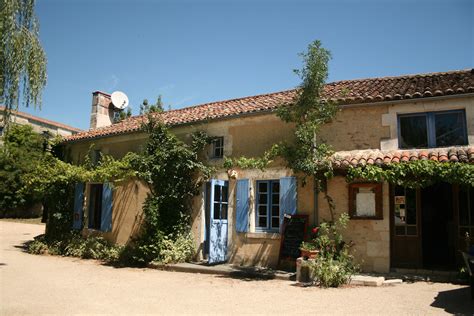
[[213, 266, 296, 282], [431, 286, 474, 314]]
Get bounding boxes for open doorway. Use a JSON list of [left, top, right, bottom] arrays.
[[421, 182, 456, 270]]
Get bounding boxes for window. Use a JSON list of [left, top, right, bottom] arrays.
[[348, 183, 383, 219], [393, 186, 417, 236], [213, 181, 228, 220], [459, 186, 474, 238], [398, 110, 467, 149], [91, 149, 101, 166], [256, 180, 280, 231], [88, 184, 103, 229], [86, 183, 113, 232], [211, 137, 224, 158]]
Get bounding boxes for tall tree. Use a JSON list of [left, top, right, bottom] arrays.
[[0, 0, 47, 128]]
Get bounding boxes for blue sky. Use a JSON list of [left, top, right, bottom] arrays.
[[20, 0, 474, 130]]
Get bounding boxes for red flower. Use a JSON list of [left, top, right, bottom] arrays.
[[312, 227, 319, 234]]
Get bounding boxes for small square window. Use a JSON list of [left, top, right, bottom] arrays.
[[211, 137, 224, 158], [348, 183, 383, 220]]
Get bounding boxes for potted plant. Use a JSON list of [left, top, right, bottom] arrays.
[[300, 241, 319, 259], [300, 227, 320, 259]]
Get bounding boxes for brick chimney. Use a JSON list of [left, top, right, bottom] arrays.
[[90, 91, 114, 129]]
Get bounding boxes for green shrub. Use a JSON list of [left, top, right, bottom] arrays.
[[159, 231, 195, 264], [120, 227, 195, 266], [28, 233, 122, 262], [306, 213, 358, 287], [27, 235, 48, 254], [308, 248, 357, 287]]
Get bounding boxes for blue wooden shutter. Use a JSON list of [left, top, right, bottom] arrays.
[[100, 183, 113, 232], [236, 179, 249, 233], [73, 183, 84, 230], [279, 177, 297, 231]]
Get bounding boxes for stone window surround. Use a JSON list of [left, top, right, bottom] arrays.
[[210, 136, 224, 159], [380, 97, 474, 151]]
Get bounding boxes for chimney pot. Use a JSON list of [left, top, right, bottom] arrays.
[[90, 91, 114, 129]]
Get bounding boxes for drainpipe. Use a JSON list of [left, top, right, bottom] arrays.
[[313, 177, 319, 226], [313, 130, 319, 227]]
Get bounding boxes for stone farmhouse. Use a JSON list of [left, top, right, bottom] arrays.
[[63, 69, 474, 273], [0, 106, 81, 139]]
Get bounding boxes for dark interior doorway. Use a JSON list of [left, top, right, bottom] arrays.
[[421, 183, 456, 269], [88, 184, 103, 230]]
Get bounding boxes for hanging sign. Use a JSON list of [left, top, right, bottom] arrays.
[[394, 196, 406, 205]]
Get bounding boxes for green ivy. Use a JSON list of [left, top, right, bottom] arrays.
[[21, 149, 137, 240], [346, 160, 474, 188], [223, 144, 281, 170], [122, 115, 213, 264]]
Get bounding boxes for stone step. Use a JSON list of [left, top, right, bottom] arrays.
[[350, 275, 385, 287], [383, 279, 403, 285]]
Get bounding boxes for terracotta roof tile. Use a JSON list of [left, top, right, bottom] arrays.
[[332, 146, 474, 167], [64, 69, 474, 143]]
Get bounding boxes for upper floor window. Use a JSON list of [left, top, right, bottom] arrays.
[[398, 110, 467, 149], [211, 137, 224, 158], [91, 149, 101, 166]]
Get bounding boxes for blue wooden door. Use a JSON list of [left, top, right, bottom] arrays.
[[73, 183, 84, 230], [208, 179, 228, 264]]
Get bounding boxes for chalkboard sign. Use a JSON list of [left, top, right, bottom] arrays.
[[279, 215, 309, 260]]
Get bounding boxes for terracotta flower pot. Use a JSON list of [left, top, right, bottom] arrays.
[[300, 248, 319, 259]]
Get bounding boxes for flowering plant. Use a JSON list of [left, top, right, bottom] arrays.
[[306, 213, 359, 287], [300, 226, 320, 251]]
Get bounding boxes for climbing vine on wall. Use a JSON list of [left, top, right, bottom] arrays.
[[23, 147, 137, 239], [121, 115, 214, 264], [346, 160, 474, 188]]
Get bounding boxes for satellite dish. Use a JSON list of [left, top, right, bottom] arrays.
[[111, 91, 129, 110]]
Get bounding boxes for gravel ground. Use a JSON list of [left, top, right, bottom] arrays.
[[1, 221, 473, 315]]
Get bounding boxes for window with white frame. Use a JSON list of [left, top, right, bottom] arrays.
[[256, 180, 280, 231], [398, 110, 467, 149], [211, 137, 224, 158]]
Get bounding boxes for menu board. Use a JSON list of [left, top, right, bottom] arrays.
[[279, 215, 309, 260]]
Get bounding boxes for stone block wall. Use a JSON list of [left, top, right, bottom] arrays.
[[317, 176, 390, 272]]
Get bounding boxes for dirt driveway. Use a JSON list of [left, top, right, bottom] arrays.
[[0, 221, 473, 315]]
